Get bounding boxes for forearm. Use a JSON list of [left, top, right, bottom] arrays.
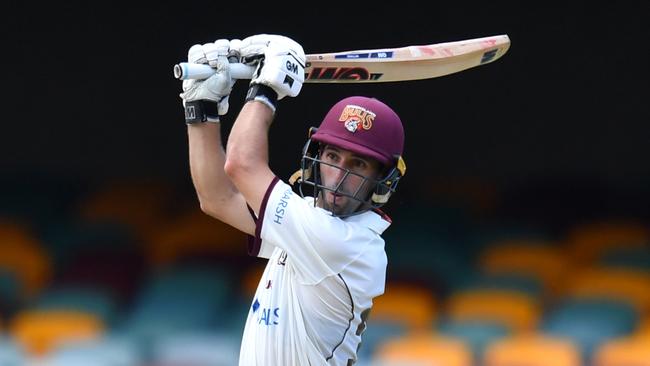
[[226, 101, 273, 171], [224, 101, 276, 211], [187, 123, 239, 212]]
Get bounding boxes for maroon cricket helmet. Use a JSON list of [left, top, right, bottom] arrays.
[[310, 96, 405, 167]]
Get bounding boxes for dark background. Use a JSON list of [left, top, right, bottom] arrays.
[[3, 1, 649, 232]]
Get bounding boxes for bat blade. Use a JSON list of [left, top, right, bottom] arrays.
[[303, 34, 510, 83]]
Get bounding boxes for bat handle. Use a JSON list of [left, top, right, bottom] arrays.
[[173, 62, 255, 80]]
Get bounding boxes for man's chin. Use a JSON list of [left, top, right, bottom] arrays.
[[324, 199, 359, 217]]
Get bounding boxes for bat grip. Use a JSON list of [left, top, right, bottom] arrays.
[[173, 62, 255, 80]]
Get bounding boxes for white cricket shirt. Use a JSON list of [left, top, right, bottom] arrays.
[[238, 177, 391, 366]]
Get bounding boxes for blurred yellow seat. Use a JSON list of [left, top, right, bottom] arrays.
[[594, 335, 650, 366], [371, 282, 437, 331], [373, 332, 472, 366], [562, 267, 650, 314], [0, 221, 51, 299], [146, 208, 247, 267], [564, 220, 650, 265], [484, 334, 581, 366], [444, 289, 540, 333], [478, 240, 569, 298], [9, 310, 104, 356]]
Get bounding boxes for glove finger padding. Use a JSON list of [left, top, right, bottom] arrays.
[[188, 44, 208, 64], [246, 35, 306, 101], [228, 39, 242, 62], [205, 39, 230, 67], [180, 41, 236, 122], [237, 34, 274, 60]]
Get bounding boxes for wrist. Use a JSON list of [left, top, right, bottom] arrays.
[[245, 84, 278, 114], [184, 100, 220, 124]]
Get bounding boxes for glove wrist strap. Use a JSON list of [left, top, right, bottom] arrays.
[[184, 100, 220, 124], [245, 84, 278, 114]]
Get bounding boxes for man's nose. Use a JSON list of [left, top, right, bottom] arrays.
[[330, 165, 346, 183]]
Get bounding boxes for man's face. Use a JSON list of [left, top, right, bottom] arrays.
[[317, 145, 382, 216]]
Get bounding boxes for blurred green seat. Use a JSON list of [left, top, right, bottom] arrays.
[[29, 286, 118, 326], [358, 321, 408, 361], [453, 272, 544, 300], [119, 265, 232, 340], [150, 331, 241, 366], [46, 336, 142, 366], [599, 246, 650, 271], [0, 269, 22, 315], [39, 219, 135, 269], [0, 337, 26, 366], [541, 296, 639, 364], [437, 319, 510, 362]]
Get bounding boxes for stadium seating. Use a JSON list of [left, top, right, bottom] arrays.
[[598, 246, 650, 271], [118, 265, 233, 341], [241, 262, 267, 298], [452, 271, 544, 301], [51, 245, 146, 307], [477, 240, 568, 299], [9, 309, 104, 356], [436, 319, 510, 363], [149, 331, 241, 366], [562, 267, 650, 314], [540, 296, 639, 363], [0, 269, 22, 316], [359, 321, 408, 362], [43, 336, 143, 366], [483, 334, 581, 366], [28, 286, 118, 326], [593, 334, 650, 366], [444, 289, 541, 333], [372, 282, 437, 331], [75, 178, 176, 242], [372, 333, 472, 366], [0, 336, 26, 365], [0, 224, 51, 300], [356, 282, 437, 360], [38, 218, 136, 271], [564, 219, 650, 265], [145, 207, 247, 267]]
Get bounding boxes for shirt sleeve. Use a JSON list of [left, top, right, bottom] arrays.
[[248, 179, 377, 284]]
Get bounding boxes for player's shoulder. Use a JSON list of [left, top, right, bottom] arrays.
[[344, 209, 392, 236]]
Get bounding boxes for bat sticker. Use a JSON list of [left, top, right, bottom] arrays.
[[334, 52, 395, 59], [306, 67, 383, 81], [480, 49, 499, 64]]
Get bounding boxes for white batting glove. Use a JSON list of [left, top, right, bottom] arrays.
[[234, 34, 306, 112], [179, 39, 235, 123]]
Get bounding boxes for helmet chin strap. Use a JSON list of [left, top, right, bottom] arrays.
[[288, 169, 303, 186]]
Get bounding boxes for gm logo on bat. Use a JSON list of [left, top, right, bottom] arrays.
[[305, 65, 383, 81]]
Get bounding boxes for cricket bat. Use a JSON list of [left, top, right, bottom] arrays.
[[174, 34, 510, 83]]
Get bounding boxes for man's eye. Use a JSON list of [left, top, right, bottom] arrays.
[[326, 152, 338, 161], [353, 160, 367, 169]]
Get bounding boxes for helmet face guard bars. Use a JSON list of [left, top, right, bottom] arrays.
[[291, 138, 404, 217]]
